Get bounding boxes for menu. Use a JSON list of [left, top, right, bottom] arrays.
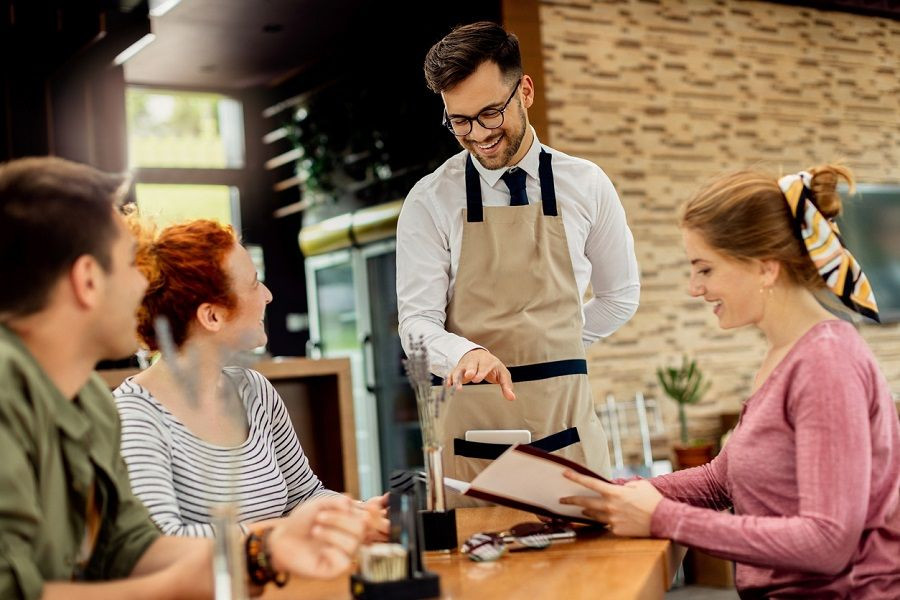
[[443, 443, 613, 524]]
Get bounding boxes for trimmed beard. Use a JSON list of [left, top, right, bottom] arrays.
[[466, 101, 527, 170]]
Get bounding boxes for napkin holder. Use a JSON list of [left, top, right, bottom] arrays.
[[350, 487, 440, 599]]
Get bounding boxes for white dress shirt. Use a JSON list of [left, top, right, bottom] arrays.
[[396, 130, 640, 376]]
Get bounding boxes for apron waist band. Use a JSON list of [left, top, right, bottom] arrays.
[[432, 358, 587, 387], [453, 427, 581, 460]]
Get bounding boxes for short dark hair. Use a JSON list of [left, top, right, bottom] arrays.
[[0, 157, 127, 318], [424, 21, 523, 93]]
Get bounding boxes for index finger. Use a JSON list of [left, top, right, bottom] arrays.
[[563, 469, 617, 494], [374, 515, 390, 536], [447, 363, 467, 388], [498, 367, 516, 401]]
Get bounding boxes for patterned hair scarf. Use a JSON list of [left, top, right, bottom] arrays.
[[778, 171, 880, 322]]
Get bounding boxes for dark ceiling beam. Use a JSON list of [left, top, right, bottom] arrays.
[[766, 0, 900, 20], [132, 167, 247, 186], [0, 0, 151, 164]]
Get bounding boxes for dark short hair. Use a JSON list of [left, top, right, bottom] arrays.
[[424, 21, 523, 93], [0, 157, 126, 318]]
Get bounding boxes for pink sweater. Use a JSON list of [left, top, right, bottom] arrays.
[[650, 320, 900, 598]]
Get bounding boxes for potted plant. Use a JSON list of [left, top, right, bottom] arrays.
[[656, 355, 715, 469]]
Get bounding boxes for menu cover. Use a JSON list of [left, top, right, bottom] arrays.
[[444, 444, 613, 524]]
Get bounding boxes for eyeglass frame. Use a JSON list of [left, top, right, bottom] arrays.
[[442, 78, 522, 137]]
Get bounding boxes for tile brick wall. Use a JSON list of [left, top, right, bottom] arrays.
[[536, 0, 900, 452]]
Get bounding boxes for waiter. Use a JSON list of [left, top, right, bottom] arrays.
[[397, 22, 640, 490]]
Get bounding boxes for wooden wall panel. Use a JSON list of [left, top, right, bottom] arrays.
[[537, 0, 900, 450], [503, 0, 550, 140]]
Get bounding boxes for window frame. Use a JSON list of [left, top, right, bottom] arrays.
[[125, 84, 249, 235]]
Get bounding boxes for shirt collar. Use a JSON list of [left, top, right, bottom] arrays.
[[0, 324, 91, 442], [469, 126, 542, 188]]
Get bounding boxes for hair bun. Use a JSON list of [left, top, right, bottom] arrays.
[[807, 164, 855, 220]]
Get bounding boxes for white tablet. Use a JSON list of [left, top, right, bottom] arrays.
[[464, 429, 532, 445]]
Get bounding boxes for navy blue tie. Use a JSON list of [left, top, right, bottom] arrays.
[[501, 167, 529, 206]]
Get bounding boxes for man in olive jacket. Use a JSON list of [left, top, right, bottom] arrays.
[[0, 157, 365, 599]]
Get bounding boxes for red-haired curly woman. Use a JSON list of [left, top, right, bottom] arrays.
[[113, 219, 387, 540]]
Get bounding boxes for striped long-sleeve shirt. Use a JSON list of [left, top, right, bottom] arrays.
[[114, 367, 333, 537]]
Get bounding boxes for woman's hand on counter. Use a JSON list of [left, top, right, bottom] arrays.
[[559, 472, 663, 538], [448, 349, 516, 401], [359, 493, 390, 543], [269, 495, 366, 579]]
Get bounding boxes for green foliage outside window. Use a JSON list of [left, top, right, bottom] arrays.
[[126, 88, 244, 169]]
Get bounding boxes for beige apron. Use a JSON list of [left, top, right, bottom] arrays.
[[438, 151, 610, 506]]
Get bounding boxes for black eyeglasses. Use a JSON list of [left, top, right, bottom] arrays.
[[442, 79, 521, 137]]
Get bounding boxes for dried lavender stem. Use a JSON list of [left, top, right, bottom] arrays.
[[403, 337, 454, 512]]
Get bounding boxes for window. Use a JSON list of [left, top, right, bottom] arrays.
[[133, 183, 238, 229], [125, 87, 246, 230], [838, 185, 900, 323]]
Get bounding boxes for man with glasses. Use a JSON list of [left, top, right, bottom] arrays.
[[396, 22, 640, 495]]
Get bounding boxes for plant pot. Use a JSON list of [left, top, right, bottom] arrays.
[[674, 442, 715, 470]]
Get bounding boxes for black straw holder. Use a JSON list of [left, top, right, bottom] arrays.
[[420, 508, 458, 551], [354, 487, 441, 599], [350, 571, 440, 600]]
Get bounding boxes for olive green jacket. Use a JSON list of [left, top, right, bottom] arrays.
[[0, 325, 160, 599]]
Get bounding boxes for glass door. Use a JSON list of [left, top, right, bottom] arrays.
[[358, 240, 423, 489], [306, 250, 381, 498]]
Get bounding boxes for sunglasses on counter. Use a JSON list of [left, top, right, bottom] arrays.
[[461, 520, 576, 562]]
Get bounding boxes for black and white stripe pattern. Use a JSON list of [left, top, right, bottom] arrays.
[[114, 367, 332, 537]]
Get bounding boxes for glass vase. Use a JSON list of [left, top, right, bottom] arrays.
[[423, 443, 446, 513]]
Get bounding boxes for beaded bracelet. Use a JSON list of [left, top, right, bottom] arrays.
[[246, 527, 289, 588]]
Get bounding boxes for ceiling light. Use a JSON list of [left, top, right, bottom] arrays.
[[149, 0, 182, 17], [113, 32, 156, 65]]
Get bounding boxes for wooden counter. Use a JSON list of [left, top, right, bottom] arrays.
[[98, 357, 358, 498], [264, 506, 682, 600]]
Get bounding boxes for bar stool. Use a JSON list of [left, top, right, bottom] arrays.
[[597, 392, 673, 479]]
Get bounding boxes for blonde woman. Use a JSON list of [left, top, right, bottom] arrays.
[[562, 165, 900, 598]]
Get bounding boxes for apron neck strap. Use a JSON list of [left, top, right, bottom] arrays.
[[465, 153, 484, 222], [464, 149, 558, 223], [538, 149, 557, 217]]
